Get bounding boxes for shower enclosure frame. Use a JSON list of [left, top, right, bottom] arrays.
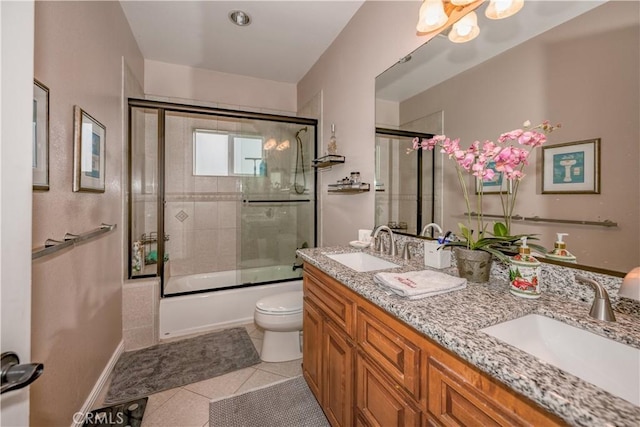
[[375, 127, 435, 235], [127, 98, 318, 297]]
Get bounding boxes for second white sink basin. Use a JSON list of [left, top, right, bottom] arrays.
[[324, 252, 400, 272], [480, 314, 640, 406]]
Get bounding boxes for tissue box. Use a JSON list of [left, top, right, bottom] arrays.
[[358, 229, 372, 244], [424, 241, 451, 269]]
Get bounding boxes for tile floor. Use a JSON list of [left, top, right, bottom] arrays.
[[94, 323, 302, 427]]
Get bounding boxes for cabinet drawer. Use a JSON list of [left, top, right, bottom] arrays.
[[356, 352, 421, 427], [304, 265, 355, 338], [426, 351, 564, 427], [357, 308, 421, 401]]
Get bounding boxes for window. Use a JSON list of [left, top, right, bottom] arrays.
[[193, 130, 263, 176]]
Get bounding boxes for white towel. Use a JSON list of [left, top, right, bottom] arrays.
[[373, 270, 466, 300]]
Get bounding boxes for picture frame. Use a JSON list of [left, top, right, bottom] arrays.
[[476, 160, 512, 194], [33, 80, 49, 190], [73, 105, 106, 192], [542, 138, 600, 194]]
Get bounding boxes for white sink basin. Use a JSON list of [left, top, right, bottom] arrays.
[[480, 314, 640, 406], [324, 252, 400, 272]]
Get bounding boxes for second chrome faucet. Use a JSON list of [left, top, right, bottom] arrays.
[[371, 225, 398, 257]]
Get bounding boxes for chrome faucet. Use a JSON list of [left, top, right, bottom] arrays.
[[371, 225, 398, 257], [575, 275, 616, 322], [420, 223, 443, 238]]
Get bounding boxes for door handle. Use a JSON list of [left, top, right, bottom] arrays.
[[1, 352, 44, 394]]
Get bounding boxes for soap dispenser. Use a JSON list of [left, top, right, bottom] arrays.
[[509, 237, 541, 299], [546, 233, 577, 263]]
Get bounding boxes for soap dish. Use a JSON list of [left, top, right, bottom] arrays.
[[349, 240, 371, 249]]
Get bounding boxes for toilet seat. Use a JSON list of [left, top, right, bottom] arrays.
[[255, 291, 303, 315]]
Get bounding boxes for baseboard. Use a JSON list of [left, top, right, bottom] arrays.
[[71, 340, 124, 427]]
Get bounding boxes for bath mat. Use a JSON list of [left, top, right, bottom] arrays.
[[82, 397, 147, 427], [209, 376, 329, 427], [105, 327, 260, 405]]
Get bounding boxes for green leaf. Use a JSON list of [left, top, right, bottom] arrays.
[[493, 222, 508, 237]]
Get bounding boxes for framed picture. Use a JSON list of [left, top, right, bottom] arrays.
[[33, 80, 49, 190], [476, 160, 512, 194], [542, 138, 600, 194], [73, 106, 106, 192]]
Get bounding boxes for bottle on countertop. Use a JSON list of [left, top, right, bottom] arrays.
[[509, 237, 541, 299], [546, 233, 577, 263]]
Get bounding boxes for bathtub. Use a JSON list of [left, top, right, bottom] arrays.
[[160, 266, 303, 339]]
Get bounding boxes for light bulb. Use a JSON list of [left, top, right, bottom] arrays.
[[448, 11, 480, 43], [485, 0, 524, 20], [416, 0, 448, 33], [264, 138, 277, 150], [276, 140, 290, 151]]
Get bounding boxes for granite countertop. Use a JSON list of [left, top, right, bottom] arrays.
[[297, 246, 640, 427]]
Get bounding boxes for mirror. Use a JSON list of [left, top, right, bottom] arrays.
[[375, 1, 639, 274]]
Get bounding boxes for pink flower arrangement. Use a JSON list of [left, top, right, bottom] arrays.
[[409, 120, 560, 254]]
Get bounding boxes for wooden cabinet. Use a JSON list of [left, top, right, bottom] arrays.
[[425, 345, 564, 427], [323, 319, 354, 427], [302, 263, 565, 427], [302, 298, 323, 400], [356, 352, 421, 427], [303, 265, 355, 427]]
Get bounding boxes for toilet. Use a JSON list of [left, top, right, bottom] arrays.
[[254, 291, 304, 362]]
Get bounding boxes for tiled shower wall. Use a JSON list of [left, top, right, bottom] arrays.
[[164, 114, 243, 277]]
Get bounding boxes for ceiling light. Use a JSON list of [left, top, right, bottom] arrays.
[[485, 0, 524, 20], [451, 0, 475, 5], [448, 11, 480, 43], [229, 10, 251, 27], [416, 0, 448, 33]]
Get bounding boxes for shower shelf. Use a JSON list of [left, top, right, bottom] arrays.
[[312, 155, 345, 169], [328, 183, 370, 193]]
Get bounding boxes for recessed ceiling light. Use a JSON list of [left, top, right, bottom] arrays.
[[229, 10, 251, 27]]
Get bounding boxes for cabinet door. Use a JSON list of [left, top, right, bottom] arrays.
[[303, 298, 323, 402], [356, 353, 421, 427], [323, 319, 354, 427], [357, 307, 421, 401]]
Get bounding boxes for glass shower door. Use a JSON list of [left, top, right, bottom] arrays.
[[238, 121, 316, 284]]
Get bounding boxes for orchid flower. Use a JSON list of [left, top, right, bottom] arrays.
[[407, 120, 560, 252]]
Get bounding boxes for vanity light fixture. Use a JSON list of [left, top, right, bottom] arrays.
[[618, 266, 640, 301], [448, 10, 480, 43], [229, 10, 251, 27], [417, 0, 524, 42]]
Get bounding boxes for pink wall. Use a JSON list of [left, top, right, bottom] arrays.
[[145, 59, 297, 114], [32, 2, 143, 425], [400, 1, 639, 272], [297, 1, 427, 245]]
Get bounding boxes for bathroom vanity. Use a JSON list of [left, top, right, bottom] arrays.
[[297, 247, 640, 427]]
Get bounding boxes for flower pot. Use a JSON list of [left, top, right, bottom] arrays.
[[454, 247, 492, 283]]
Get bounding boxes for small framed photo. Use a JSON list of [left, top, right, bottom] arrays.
[[476, 160, 512, 194], [73, 106, 106, 192], [33, 80, 49, 190], [542, 138, 600, 194]]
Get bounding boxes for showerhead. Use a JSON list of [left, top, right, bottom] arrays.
[[296, 127, 308, 139]]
